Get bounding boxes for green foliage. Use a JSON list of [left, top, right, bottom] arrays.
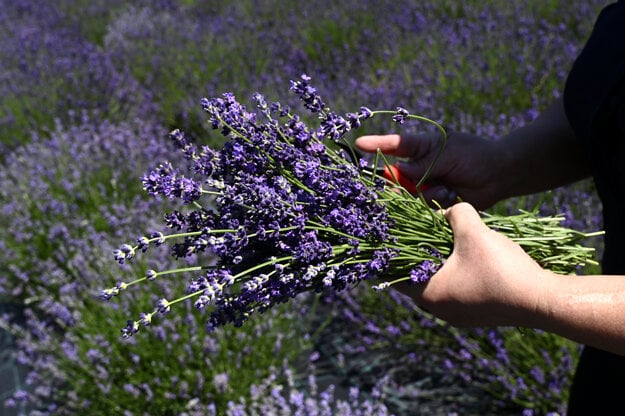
[[330, 286, 581, 414], [54, 0, 129, 45], [57, 297, 313, 415]]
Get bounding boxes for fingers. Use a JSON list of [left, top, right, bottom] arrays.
[[355, 132, 442, 159], [356, 132, 463, 208], [355, 134, 403, 155]]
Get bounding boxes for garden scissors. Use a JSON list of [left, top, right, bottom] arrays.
[[336, 141, 429, 194]]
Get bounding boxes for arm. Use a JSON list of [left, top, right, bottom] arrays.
[[355, 97, 592, 209], [399, 203, 625, 356], [493, 97, 591, 199], [539, 273, 625, 356]]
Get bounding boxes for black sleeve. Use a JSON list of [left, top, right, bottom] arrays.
[[563, 1, 625, 275], [563, 0, 625, 143]]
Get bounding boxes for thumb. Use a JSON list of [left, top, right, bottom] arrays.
[[443, 202, 488, 240]]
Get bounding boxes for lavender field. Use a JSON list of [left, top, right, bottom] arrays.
[[0, 1, 609, 415]]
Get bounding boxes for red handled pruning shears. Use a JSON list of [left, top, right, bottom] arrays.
[[382, 164, 430, 193], [336, 142, 429, 193]]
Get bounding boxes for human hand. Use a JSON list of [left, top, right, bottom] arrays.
[[355, 131, 505, 210], [398, 202, 551, 327]]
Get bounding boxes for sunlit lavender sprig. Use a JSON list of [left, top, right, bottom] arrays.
[[104, 75, 600, 338]]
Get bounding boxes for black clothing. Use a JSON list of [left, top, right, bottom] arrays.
[[563, 1, 625, 414], [564, 0, 625, 276]]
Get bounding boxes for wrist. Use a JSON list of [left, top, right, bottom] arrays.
[[489, 138, 518, 200], [519, 269, 560, 330]]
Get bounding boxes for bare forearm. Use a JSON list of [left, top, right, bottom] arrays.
[[531, 273, 625, 356], [494, 98, 591, 199]]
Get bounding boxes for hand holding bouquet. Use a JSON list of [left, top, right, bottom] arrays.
[[102, 75, 599, 337]]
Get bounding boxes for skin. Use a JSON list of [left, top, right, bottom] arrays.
[[355, 98, 625, 356]]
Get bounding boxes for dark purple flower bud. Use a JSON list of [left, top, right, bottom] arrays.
[[345, 112, 362, 129], [121, 320, 139, 338], [156, 298, 171, 314], [359, 106, 373, 119], [145, 269, 157, 281], [99, 288, 117, 301], [218, 270, 235, 287], [289, 74, 327, 114], [169, 129, 196, 160], [113, 243, 135, 264], [410, 259, 440, 284], [321, 112, 350, 142], [194, 145, 219, 176], [149, 231, 165, 246], [194, 294, 211, 311], [137, 236, 150, 252], [139, 312, 152, 326], [252, 92, 268, 111], [392, 107, 410, 124], [164, 211, 186, 229]]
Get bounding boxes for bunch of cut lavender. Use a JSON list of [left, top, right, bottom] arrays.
[[103, 75, 600, 337]]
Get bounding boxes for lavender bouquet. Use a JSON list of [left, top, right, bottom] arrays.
[[102, 75, 599, 337]]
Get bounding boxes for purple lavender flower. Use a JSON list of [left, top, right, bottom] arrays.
[[290, 74, 327, 114], [113, 244, 136, 264], [391, 107, 410, 124], [156, 298, 171, 314], [141, 163, 202, 204], [212, 373, 230, 394], [121, 320, 140, 339], [321, 111, 351, 142], [409, 260, 440, 284]]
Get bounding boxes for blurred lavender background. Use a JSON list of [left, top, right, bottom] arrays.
[[0, 0, 608, 415]]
